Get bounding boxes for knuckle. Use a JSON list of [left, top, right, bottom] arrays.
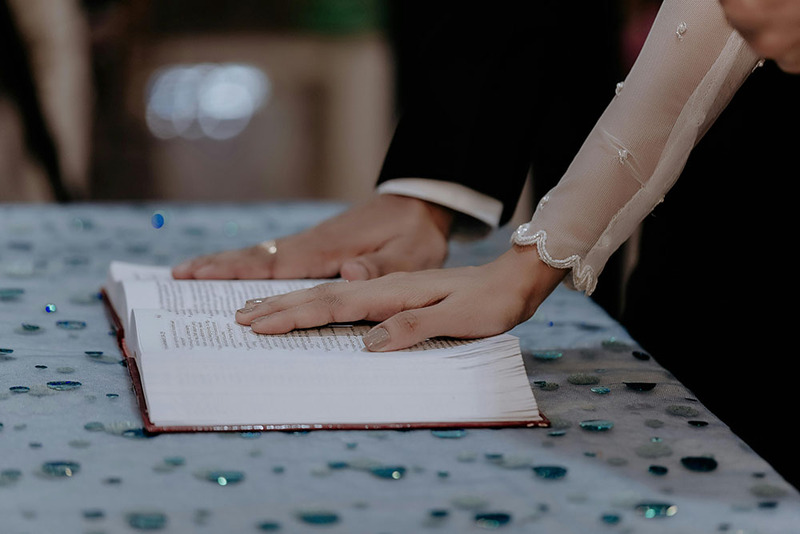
[[393, 310, 421, 334], [311, 283, 345, 309], [321, 293, 344, 310], [309, 283, 332, 297]]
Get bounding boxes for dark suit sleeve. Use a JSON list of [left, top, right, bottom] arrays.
[[378, 2, 622, 227], [377, 4, 538, 226]]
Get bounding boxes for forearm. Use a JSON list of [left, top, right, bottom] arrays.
[[513, 0, 761, 295]]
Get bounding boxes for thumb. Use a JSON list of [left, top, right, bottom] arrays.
[[341, 236, 437, 281], [340, 248, 402, 281], [362, 307, 448, 352], [339, 257, 374, 281]]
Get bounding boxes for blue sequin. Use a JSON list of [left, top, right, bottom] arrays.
[[635, 503, 677, 518], [680, 456, 718, 472], [370, 466, 406, 479], [579, 420, 614, 431], [46, 381, 82, 391], [431, 429, 467, 439], [533, 351, 563, 360], [600, 513, 621, 524], [0, 288, 24, 300], [624, 382, 657, 391], [475, 512, 512, 528], [203, 470, 245, 486], [41, 461, 81, 477], [127, 511, 167, 530], [151, 212, 166, 229], [532, 465, 568, 479], [649, 465, 669, 476], [296, 510, 339, 525], [0, 469, 22, 486], [56, 320, 87, 330]]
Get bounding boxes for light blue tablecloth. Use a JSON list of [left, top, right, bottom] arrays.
[[1, 202, 797, 533]]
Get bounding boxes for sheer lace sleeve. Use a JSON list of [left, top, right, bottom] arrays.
[[511, 0, 762, 295]]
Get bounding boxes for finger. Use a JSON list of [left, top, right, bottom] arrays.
[[246, 283, 381, 333], [234, 297, 272, 325], [340, 236, 445, 281], [195, 246, 277, 279], [239, 278, 423, 331], [269, 253, 339, 280], [173, 254, 226, 278], [172, 253, 242, 280], [193, 262, 239, 279], [248, 301, 350, 334], [235, 293, 304, 325], [172, 258, 202, 279], [362, 304, 459, 352], [340, 240, 407, 281], [235, 282, 356, 325]]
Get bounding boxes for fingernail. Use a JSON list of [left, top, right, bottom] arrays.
[[237, 307, 254, 314], [363, 327, 390, 351], [245, 298, 265, 306]]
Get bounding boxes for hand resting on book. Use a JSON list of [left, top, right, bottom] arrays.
[[172, 194, 452, 282], [235, 245, 566, 352]]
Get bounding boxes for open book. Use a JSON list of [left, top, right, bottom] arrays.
[[103, 261, 547, 432]]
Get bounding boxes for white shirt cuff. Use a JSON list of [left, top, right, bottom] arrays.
[[376, 178, 503, 230]]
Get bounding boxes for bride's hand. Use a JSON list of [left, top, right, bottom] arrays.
[[235, 245, 566, 351], [172, 194, 453, 281]]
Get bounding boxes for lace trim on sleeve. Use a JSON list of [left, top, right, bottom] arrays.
[[510, 224, 599, 295]]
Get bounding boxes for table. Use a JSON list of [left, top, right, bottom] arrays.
[[1, 202, 797, 533]]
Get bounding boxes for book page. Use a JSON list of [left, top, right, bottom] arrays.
[[106, 261, 330, 321], [128, 310, 542, 427], [108, 261, 172, 282], [131, 309, 368, 354], [143, 349, 542, 427], [118, 278, 330, 334], [131, 309, 483, 356]]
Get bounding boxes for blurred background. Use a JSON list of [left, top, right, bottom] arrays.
[[0, 0, 658, 209]]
